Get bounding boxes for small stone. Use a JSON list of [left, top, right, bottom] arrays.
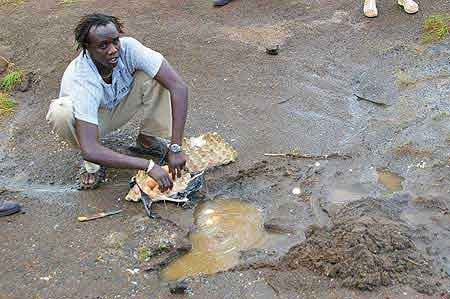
[[292, 187, 301, 195], [266, 45, 280, 55], [169, 280, 189, 294]]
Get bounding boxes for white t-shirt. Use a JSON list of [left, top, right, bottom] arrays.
[[59, 36, 163, 125]]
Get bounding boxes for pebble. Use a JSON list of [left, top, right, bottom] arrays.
[[292, 187, 301, 195]]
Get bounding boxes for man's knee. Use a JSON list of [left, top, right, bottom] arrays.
[[46, 96, 75, 129]]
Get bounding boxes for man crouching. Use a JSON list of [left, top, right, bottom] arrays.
[[46, 13, 188, 191]]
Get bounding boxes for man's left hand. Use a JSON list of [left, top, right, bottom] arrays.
[[167, 151, 187, 179]]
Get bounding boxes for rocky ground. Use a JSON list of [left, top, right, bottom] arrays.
[[1, 0, 450, 298]]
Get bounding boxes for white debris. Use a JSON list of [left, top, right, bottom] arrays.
[[292, 187, 301, 195], [203, 209, 215, 215], [126, 268, 140, 275], [189, 136, 206, 148], [416, 161, 426, 168]]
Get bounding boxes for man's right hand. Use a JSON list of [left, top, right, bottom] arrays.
[[148, 164, 173, 192]]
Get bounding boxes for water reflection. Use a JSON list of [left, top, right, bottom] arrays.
[[161, 199, 268, 281]]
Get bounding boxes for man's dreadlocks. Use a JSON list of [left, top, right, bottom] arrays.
[[74, 13, 124, 55]]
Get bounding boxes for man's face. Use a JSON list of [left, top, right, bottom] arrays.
[[86, 22, 121, 69]]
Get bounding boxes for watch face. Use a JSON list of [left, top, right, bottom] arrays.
[[170, 144, 182, 153]]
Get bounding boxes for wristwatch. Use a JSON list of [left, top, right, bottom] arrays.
[[168, 143, 182, 153]]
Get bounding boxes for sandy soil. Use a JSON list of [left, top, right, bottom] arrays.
[[1, 0, 450, 298]]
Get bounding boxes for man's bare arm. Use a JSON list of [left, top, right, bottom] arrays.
[[154, 59, 188, 145], [76, 120, 173, 190]]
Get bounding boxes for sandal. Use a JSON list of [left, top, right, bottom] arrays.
[[128, 136, 169, 160], [77, 165, 107, 190]]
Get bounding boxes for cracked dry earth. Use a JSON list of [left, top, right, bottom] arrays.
[[2, 0, 450, 298]]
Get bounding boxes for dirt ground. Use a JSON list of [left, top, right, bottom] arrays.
[[1, 0, 450, 298]]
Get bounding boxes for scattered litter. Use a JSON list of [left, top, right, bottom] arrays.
[[416, 161, 426, 169], [77, 209, 122, 222], [292, 187, 301, 195], [314, 162, 321, 167], [40, 276, 51, 281], [126, 268, 140, 275], [189, 136, 206, 148], [277, 95, 296, 105], [169, 280, 189, 294], [354, 94, 388, 106], [266, 45, 280, 55]]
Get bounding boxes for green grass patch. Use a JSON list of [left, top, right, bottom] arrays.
[[432, 111, 450, 121], [0, 92, 16, 114], [422, 15, 450, 43], [0, 70, 24, 92], [61, 0, 77, 4], [137, 247, 152, 262]]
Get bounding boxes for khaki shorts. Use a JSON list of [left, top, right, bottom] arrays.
[[46, 71, 172, 172]]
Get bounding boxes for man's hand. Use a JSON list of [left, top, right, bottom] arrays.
[[148, 164, 173, 192], [167, 151, 187, 179]]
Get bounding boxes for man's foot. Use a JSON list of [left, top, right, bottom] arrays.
[[364, 0, 378, 17], [78, 165, 107, 190], [398, 0, 418, 14], [213, 0, 233, 6], [0, 200, 21, 217], [129, 134, 169, 160]]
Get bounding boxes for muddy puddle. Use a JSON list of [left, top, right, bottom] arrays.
[[327, 187, 366, 205], [161, 198, 269, 281], [377, 169, 404, 192]]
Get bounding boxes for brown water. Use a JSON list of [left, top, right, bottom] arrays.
[[377, 169, 404, 192], [161, 199, 269, 281]]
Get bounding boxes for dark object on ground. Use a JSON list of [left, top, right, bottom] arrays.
[[352, 68, 398, 106], [354, 94, 387, 106], [169, 280, 189, 294], [213, 0, 233, 6], [18, 72, 34, 92], [0, 199, 21, 217], [266, 45, 280, 55], [128, 136, 169, 160]]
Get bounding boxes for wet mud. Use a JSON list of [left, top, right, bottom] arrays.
[[277, 198, 439, 294], [2, 0, 450, 298]]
